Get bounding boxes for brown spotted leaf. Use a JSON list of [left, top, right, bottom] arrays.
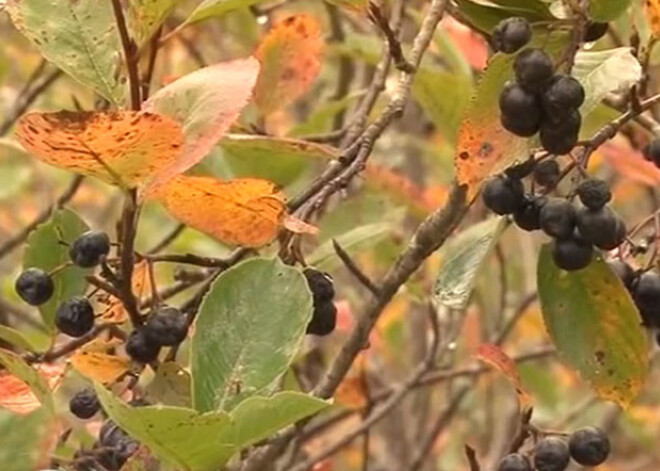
[[69, 338, 131, 384], [15, 111, 184, 189], [155, 176, 286, 248], [254, 15, 324, 115]]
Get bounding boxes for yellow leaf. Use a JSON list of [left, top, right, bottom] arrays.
[[69, 339, 131, 384], [99, 260, 151, 324], [646, 0, 660, 36]]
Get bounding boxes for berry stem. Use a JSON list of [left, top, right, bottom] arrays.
[[116, 189, 142, 327]]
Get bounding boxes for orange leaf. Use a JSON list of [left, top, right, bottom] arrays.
[[15, 111, 184, 189], [603, 140, 660, 186], [155, 175, 286, 248], [99, 260, 151, 324], [254, 15, 323, 115], [334, 375, 368, 409], [476, 343, 531, 408], [69, 338, 131, 384], [646, 0, 660, 37], [283, 215, 319, 235], [0, 364, 63, 415]]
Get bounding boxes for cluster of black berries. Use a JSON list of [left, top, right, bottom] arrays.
[[74, 414, 143, 470], [125, 305, 189, 364], [482, 160, 626, 271], [494, 17, 585, 156], [304, 268, 337, 336], [498, 427, 610, 471]]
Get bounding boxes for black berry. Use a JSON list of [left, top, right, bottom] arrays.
[[552, 235, 593, 271], [514, 195, 545, 231], [505, 157, 537, 180], [541, 75, 585, 120], [499, 81, 542, 137], [514, 48, 554, 92], [492, 17, 532, 54], [15, 268, 54, 306], [540, 198, 576, 239], [577, 178, 611, 210], [482, 175, 525, 215], [539, 110, 581, 155], [533, 437, 570, 471], [576, 206, 626, 250], [55, 296, 95, 338], [643, 138, 660, 168], [584, 22, 609, 42], [144, 306, 188, 346], [533, 160, 561, 187], [69, 388, 101, 419], [608, 260, 635, 288], [69, 231, 111, 268], [125, 328, 161, 363], [497, 453, 532, 471], [568, 426, 610, 466], [303, 268, 335, 301], [98, 420, 138, 469], [632, 271, 660, 327], [306, 300, 337, 336]]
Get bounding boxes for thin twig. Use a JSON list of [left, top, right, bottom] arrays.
[[332, 239, 380, 296], [368, 2, 414, 73], [465, 445, 481, 471], [111, 0, 140, 110], [147, 223, 185, 254]]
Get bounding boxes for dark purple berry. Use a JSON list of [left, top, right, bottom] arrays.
[[15, 268, 54, 306], [584, 22, 609, 42], [541, 75, 585, 120], [303, 268, 335, 301], [499, 81, 542, 137], [69, 231, 110, 268], [576, 206, 626, 250], [497, 453, 532, 471], [632, 271, 660, 327], [125, 328, 161, 363], [69, 388, 101, 419], [643, 138, 660, 168], [533, 437, 570, 471], [482, 176, 525, 215], [492, 17, 532, 54], [577, 178, 611, 210], [607, 260, 635, 288], [533, 160, 560, 188], [306, 300, 337, 336], [568, 427, 610, 466], [514, 48, 554, 92], [55, 296, 95, 338], [539, 198, 576, 239], [144, 306, 188, 346], [552, 235, 593, 271], [505, 157, 537, 179], [540, 110, 581, 155], [514, 195, 545, 231]]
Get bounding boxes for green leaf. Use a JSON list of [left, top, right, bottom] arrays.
[[455, 0, 550, 33], [0, 349, 53, 412], [324, 0, 368, 11], [0, 139, 32, 201], [489, 0, 551, 17], [0, 326, 38, 352], [185, 0, 271, 25], [0, 408, 50, 471], [536, 246, 649, 407], [220, 134, 335, 186], [96, 385, 329, 471], [128, 0, 178, 45], [573, 48, 642, 117], [23, 208, 90, 332], [6, 0, 124, 105], [589, 0, 631, 22], [434, 218, 507, 309], [289, 93, 363, 137], [413, 69, 473, 142], [146, 362, 191, 408], [191, 258, 313, 412]]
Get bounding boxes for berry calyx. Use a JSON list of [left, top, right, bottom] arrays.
[[482, 175, 525, 215], [69, 388, 101, 419], [632, 271, 660, 327], [499, 81, 542, 137], [514, 195, 545, 231], [492, 17, 532, 54], [303, 268, 335, 301], [125, 328, 161, 363], [69, 231, 111, 268], [539, 110, 581, 155], [533, 437, 570, 471], [144, 306, 188, 346], [541, 75, 585, 120], [55, 296, 95, 338], [540, 198, 576, 239], [584, 22, 609, 42], [533, 160, 560, 188], [552, 235, 593, 271], [643, 138, 660, 168], [306, 300, 337, 336], [497, 453, 532, 471], [576, 206, 626, 250], [576, 178, 611, 210], [15, 268, 54, 306], [568, 426, 610, 466], [514, 48, 554, 92]]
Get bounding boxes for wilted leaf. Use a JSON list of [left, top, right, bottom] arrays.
[[155, 176, 286, 248], [96, 385, 328, 471], [476, 343, 531, 408], [434, 218, 507, 310], [23, 209, 90, 332], [192, 258, 313, 411], [455, 33, 569, 198], [185, 0, 273, 25], [0, 350, 62, 414], [5, 0, 123, 104], [16, 111, 184, 189], [537, 246, 648, 408], [590, 0, 631, 21], [99, 260, 151, 324], [143, 59, 259, 188], [128, 0, 178, 45], [254, 15, 324, 115], [69, 338, 131, 384], [146, 362, 191, 408]]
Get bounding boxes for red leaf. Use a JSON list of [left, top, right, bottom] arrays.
[[475, 344, 531, 408]]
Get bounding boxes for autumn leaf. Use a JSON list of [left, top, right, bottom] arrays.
[[143, 58, 259, 189], [15, 111, 184, 189], [254, 15, 324, 115], [475, 344, 531, 408], [99, 260, 151, 324], [0, 362, 63, 415], [155, 176, 286, 247], [647, 0, 660, 37], [69, 338, 132, 384]]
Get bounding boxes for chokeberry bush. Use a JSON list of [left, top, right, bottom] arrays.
[[1, 0, 660, 470]]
